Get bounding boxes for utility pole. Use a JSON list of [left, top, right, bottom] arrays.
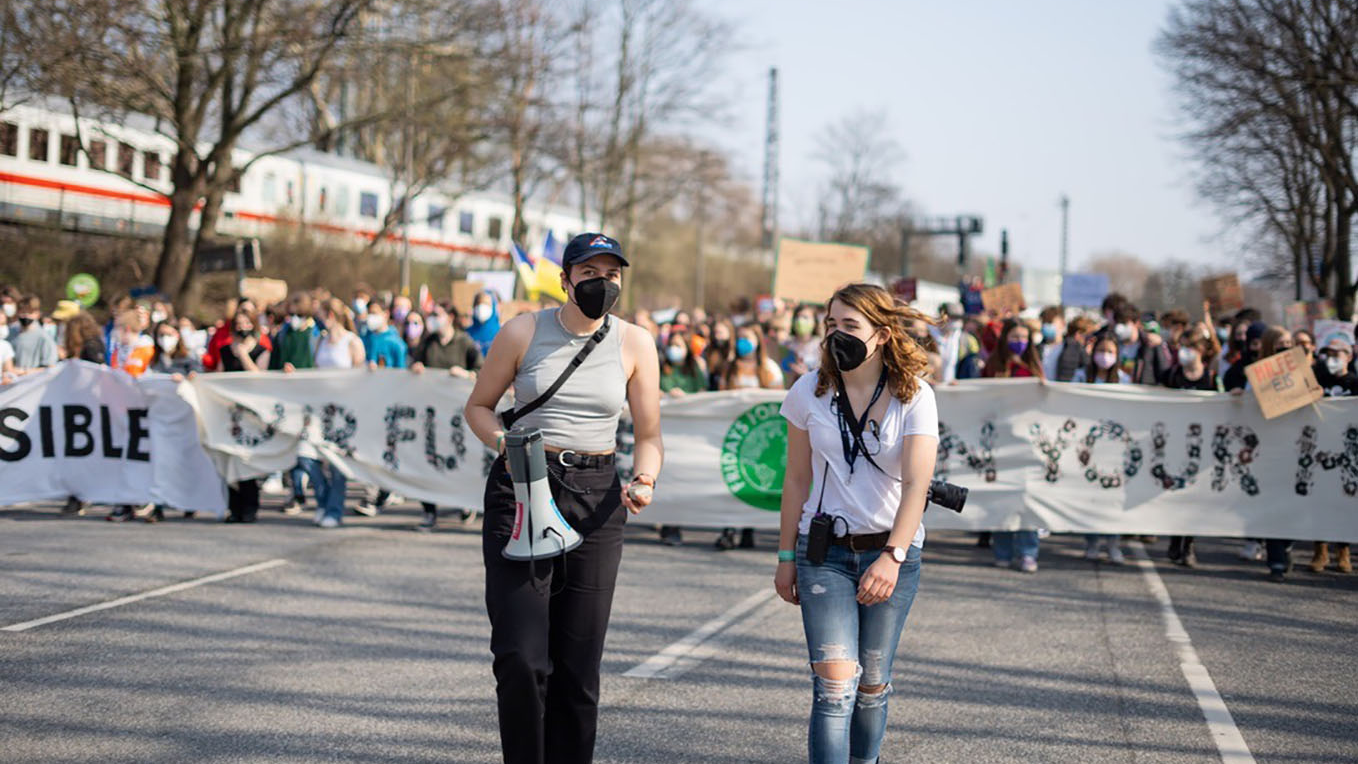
[[400, 51, 415, 297], [760, 67, 780, 251], [1059, 194, 1070, 279]]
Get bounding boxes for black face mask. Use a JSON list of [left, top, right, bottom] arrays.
[[18, 316, 34, 327], [572, 277, 620, 320], [829, 331, 869, 372], [234, 329, 253, 340]]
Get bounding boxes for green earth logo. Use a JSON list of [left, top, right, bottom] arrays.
[[720, 402, 787, 511]]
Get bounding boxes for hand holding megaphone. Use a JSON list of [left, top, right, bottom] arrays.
[[623, 473, 656, 515]]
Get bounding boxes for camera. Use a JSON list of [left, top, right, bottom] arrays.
[[926, 480, 967, 513]]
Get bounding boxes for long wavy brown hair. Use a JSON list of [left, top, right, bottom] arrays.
[[63, 311, 101, 360], [814, 283, 934, 402]]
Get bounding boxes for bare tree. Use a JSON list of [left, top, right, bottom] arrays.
[[812, 109, 905, 244], [1158, 0, 1358, 317], [1085, 251, 1152, 305]]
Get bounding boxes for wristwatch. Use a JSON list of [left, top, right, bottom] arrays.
[[882, 545, 907, 564]]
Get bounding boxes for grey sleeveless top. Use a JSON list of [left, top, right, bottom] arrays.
[[512, 308, 627, 451]]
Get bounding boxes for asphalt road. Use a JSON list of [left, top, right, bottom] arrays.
[[1, 497, 1354, 763]]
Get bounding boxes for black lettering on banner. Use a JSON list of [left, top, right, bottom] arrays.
[[39, 406, 55, 458], [321, 404, 357, 456], [63, 405, 94, 457], [230, 403, 284, 447], [936, 421, 996, 482], [1030, 418, 1078, 483], [1149, 422, 1203, 490], [383, 405, 417, 470], [126, 408, 150, 462], [423, 407, 468, 472], [1210, 425, 1261, 496], [1076, 420, 1142, 489], [100, 406, 124, 458], [1295, 424, 1358, 497], [0, 407, 31, 461]]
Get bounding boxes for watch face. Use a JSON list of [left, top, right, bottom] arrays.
[[891, 546, 907, 563]]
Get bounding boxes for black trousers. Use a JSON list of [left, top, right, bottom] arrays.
[[482, 455, 625, 764], [228, 479, 260, 520]]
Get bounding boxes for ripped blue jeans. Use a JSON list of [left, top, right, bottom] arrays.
[[796, 535, 922, 764]]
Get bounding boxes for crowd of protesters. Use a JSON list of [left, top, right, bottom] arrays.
[[2, 281, 1354, 580]]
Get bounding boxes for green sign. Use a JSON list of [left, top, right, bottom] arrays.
[[66, 273, 101, 307], [720, 402, 787, 511]]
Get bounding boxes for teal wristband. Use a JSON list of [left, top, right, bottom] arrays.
[[777, 550, 795, 563]]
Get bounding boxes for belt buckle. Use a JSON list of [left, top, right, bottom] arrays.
[[557, 449, 577, 467]]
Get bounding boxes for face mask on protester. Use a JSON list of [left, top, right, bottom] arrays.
[[829, 330, 871, 372], [1040, 324, 1058, 343], [353, 298, 368, 315], [158, 335, 179, 353], [793, 316, 816, 338], [665, 345, 686, 364], [1, 303, 14, 318], [151, 310, 167, 324], [18, 316, 34, 327], [1094, 351, 1117, 370], [425, 315, 442, 333], [234, 328, 253, 340], [1216, 327, 1230, 342], [289, 315, 307, 331], [1007, 339, 1028, 356], [392, 306, 409, 323], [1113, 323, 1132, 342], [473, 303, 493, 324], [1178, 347, 1199, 366], [405, 322, 423, 341], [366, 315, 385, 332], [735, 337, 756, 358], [571, 277, 620, 320], [1325, 356, 1347, 376]]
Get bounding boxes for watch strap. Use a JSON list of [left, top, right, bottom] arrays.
[[883, 545, 908, 563]]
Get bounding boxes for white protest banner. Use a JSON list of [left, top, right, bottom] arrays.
[[185, 374, 1358, 542], [466, 270, 517, 304], [0, 362, 227, 512]]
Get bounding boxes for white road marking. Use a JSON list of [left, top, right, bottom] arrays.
[[1, 558, 290, 633], [1129, 542, 1255, 763], [623, 588, 777, 680]]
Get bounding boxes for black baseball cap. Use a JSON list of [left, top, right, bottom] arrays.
[[562, 233, 629, 268]]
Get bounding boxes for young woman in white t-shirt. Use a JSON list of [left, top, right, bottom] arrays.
[[776, 283, 939, 764]]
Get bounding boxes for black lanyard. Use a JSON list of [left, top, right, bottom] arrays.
[[834, 370, 887, 474]]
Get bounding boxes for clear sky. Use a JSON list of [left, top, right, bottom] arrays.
[[704, 0, 1226, 274]]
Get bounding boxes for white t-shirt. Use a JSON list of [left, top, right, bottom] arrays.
[[0, 338, 13, 372], [779, 372, 939, 547]]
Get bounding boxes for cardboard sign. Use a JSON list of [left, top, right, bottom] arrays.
[[1312, 319, 1355, 349], [1285, 300, 1339, 333], [1201, 274, 1244, 314], [240, 277, 288, 308], [772, 238, 870, 305], [1245, 346, 1323, 419], [891, 278, 918, 302], [466, 270, 517, 304], [980, 282, 1025, 316], [1060, 273, 1110, 307], [451, 281, 485, 317]]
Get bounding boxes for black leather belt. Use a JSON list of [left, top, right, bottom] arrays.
[[830, 531, 890, 551], [545, 449, 616, 469]]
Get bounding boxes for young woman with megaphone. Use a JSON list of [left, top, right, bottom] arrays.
[[774, 282, 939, 764], [464, 233, 663, 764]]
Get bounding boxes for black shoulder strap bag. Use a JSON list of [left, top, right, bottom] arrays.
[[499, 316, 612, 430]]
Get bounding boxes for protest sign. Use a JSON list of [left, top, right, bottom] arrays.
[[1201, 274, 1245, 313], [1060, 273, 1110, 307], [891, 278, 918, 302], [451, 281, 485, 316], [466, 270, 516, 304], [240, 277, 288, 307], [1312, 319, 1355, 349], [980, 282, 1025, 315], [1245, 347, 1323, 419], [772, 238, 870, 304]]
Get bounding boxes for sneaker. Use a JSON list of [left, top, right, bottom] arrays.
[[1239, 541, 1263, 561], [131, 502, 156, 519], [714, 528, 737, 551], [459, 508, 478, 526], [739, 528, 756, 549], [62, 497, 86, 516], [281, 498, 304, 515], [659, 526, 684, 546], [417, 511, 437, 532], [1018, 556, 1039, 573], [319, 516, 340, 529], [354, 501, 379, 517], [105, 506, 133, 523], [1108, 547, 1125, 565], [182, 511, 196, 520], [1267, 568, 1286, 583], [1179, 549, 1197, 568], [144, 506, 165, 524], [314, 507, 325, 526], [1084, 546, 1101, 561]]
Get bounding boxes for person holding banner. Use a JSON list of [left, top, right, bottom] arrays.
[[463, 233, 663, 764], [775, 282, 938, 764]]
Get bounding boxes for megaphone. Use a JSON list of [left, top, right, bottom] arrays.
[[502, 428, 583, 561]]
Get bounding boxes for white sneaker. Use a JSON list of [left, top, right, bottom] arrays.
[[1239, 541, 1263, 561], [1019, 556, 1039, 573], [314, 507, 325, 526], [1108, 547, 1125, 565], [319, 517, 340, 529], [354, 501, 378, 517]]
